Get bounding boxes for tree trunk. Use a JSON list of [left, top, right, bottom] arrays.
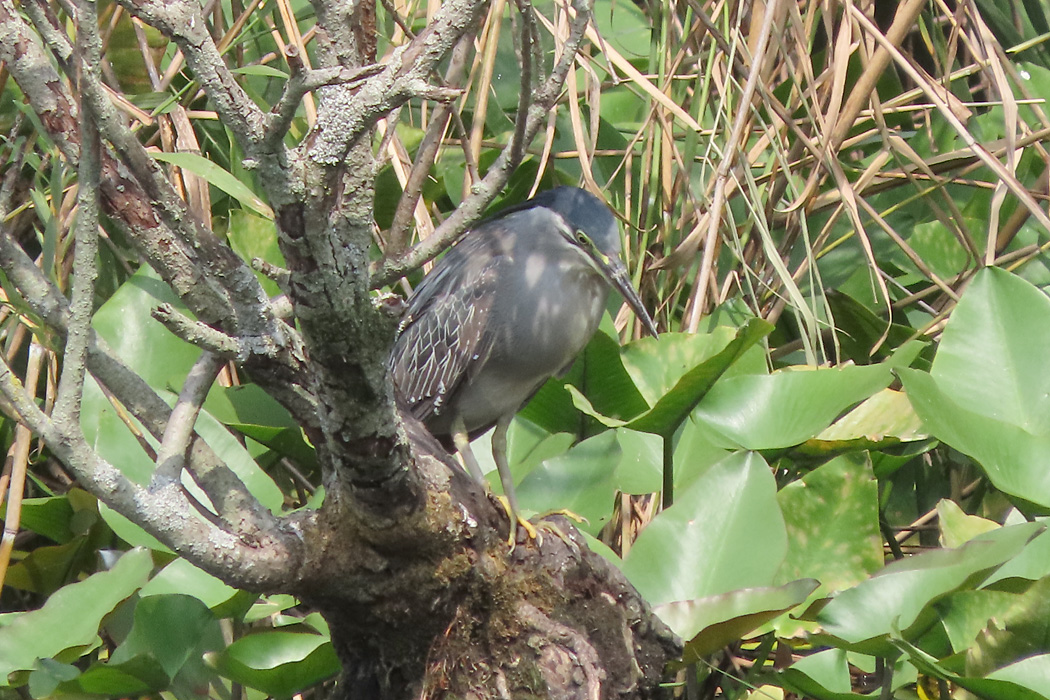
[[297, 422, 681, 700]]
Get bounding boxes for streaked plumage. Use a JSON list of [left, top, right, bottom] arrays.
[[390, 187, 657, 538]]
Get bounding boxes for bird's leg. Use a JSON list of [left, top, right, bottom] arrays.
[[492, 415, 538, 546], [451, 416, 486, 483]]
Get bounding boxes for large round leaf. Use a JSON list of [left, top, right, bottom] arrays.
[[206, 630, 339, 698], [693, 364, 892, 449], [775, 453, 883, 593], [931, 267, 1050, 434], [622, 451, 786, 604], [0, 548, 153, 680], [516, 429, 661, 532], [816, 522, 1043, 653], [901, 368, 1050, 509]]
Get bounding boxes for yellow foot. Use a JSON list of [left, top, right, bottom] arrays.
[[496, 495, 539, 551], [531, 510, 588, 550], [546, 508, 588, 525]]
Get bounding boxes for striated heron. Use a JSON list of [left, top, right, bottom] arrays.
[[390, 186, 658, 541]]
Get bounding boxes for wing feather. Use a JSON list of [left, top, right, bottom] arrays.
[[390, 233, 505, 424]]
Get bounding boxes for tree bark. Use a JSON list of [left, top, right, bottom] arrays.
[[296, 421, 680, 699]]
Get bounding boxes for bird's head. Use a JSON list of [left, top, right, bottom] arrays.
[[527, 187, 658, 338]]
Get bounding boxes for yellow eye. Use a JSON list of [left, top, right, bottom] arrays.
[[576, 230, 590, 245]]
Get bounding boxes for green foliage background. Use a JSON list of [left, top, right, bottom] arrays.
[[3, 0, 1050, 697]]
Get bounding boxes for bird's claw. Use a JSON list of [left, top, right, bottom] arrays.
[[546, 508, 587, 525], [497, 495, 539, 551]]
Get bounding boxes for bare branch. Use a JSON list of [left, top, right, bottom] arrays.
[[0, 0, 238, 326], [22, 0, 73, 66], [0, 351, 302, 590], [0, 0, 318, 425], [252, 258, 291, 289], [371, 0, 593, 287], [54, 0, 102, 427], [386, 35, 472, 254], [112, 0, 269, 152], [264, 63, 385, 150], [152, 304, 246, 358], [152, 352, 224, 486], [0, 224, 300, 538], [304, 0, 486, 166]]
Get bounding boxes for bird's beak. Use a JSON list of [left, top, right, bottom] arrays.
[[598, 256, 659, 338]]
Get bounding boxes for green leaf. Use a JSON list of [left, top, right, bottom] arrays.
[[226, 210, 285, 297], [151, 151, 273, 218], [965, 577, 1050, 678], [693, 364, 892, 450], [519, 322, 650, 434], [231, 64, 289, 79], [2, 538, 92, 595], [894, 637, 1050, 700], [574, 326, 653, 422], [815, 522, 1043, 653], [798, 388, 928, 456], [110, 595, 217, 680], [825, 290, 926, 363], [981, 654, 1050, 697], [140, 558, 240, 612], [99, 503, 171, 552], [621, 329, 744, 407], [775, 453, 883, 593], [655, 579, 818, 659], [0, 548, 153, 680], [626, 319, 773, 436], [779, 648, 858, 700], [900, 368, 1050, 509], [938, 499, 1000, 548], [937, 589, 1018, 654], [984, 528, 1050, 588], [3, 496, 74, 544], [516, 430, 661, 533], [931, 267, 1050, 434], [206, 630, 339, 698], [27, 659, 80, 699], [622, 452, 786, 604], [70, 656, 168, 696]]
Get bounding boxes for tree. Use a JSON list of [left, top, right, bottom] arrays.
[[0, 0, 678, 696]]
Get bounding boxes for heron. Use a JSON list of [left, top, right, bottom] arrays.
[[390, 186, 658, 542]]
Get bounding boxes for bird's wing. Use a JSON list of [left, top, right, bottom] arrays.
[[390, 235, 504, 424]]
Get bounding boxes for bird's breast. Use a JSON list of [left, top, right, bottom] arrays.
[[495, 262, 608, 376]]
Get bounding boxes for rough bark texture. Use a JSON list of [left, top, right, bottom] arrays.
[[296, 421, 680, 700]]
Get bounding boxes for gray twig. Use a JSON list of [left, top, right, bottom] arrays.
[[54, 0, 102, 428], [151, 352, 225, 487], [0, 350, 302, 590], [371, 0, 593, 287], [386, 33, 473, 254], [153, 304, 245, 359]]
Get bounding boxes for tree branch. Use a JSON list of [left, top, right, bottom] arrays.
[[304, 0, 486, 166], [53, 0, 102, 428], [0, 0, 319, 425], [386, 33, 473, 255], [0, 352, 303, 591], [0, 223, 298, 540], [152, 304, 248, 358], [371, 0, 593, 287], [264, 62, 385, 150], [112, 0, 269, 152], [151, 352, 224, 486]]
